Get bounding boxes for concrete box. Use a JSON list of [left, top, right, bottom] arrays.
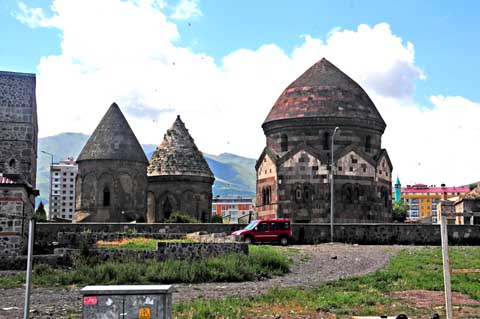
[[80, 285, 173, 319]]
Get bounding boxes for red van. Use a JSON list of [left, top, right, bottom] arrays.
[[232, 218, 292, 246]]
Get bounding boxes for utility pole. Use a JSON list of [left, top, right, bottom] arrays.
[[440, 213, 453, 319], [41, 151, 54, 220], [330, 127, 339, 243], [23, 217, 35, 319]]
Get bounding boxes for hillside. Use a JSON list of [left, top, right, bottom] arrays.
[[36, 133, 256, 207]]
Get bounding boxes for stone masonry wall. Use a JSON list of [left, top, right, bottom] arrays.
[[36, 222, 480, 246], [0, 186, 34, 256]]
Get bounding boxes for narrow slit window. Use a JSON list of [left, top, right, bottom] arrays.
[[365, 135, 371, 153], [103, 187, 110, 207], [281, 134, 288, 152]]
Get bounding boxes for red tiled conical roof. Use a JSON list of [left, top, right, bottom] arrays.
[[264, 58, 386, 130]]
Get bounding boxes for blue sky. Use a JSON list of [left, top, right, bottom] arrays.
[[1, 0, 480, 185], [3, 0, 480, 102]]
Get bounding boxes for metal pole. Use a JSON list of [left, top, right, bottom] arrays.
[[330, 127, 339, 243], [41, 151, 54, 220], [440, 214, 453, 319], [23, 218, 35, 319]]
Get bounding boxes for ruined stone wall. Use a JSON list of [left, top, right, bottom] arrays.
[[75, 160, 148, 222], [0, 185, 34, 255], [147, 175, 213, 222], [0, 72, 38, 185]]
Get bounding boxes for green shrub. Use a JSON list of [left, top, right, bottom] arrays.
[[210, 215, 223, 223], [165, 211, 199, 223]]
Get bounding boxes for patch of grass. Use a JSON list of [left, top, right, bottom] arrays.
[[96, 237, 195, 250], [0, 246, 290, 288], [174, 247, 480, 319]]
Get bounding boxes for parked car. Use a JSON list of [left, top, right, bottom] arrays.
[[232, 218, 292, 246]]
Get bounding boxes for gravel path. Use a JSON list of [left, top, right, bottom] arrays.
[[0, 244, 407, 319]]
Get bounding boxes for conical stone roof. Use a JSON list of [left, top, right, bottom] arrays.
[[464, 185, 480, 200], [77, 103, 148, 163], [148, 116, 213, 178], [264, 58, 386, 131]]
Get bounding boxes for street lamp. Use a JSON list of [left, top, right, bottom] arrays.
[[330, 127, 339, 243], [41, 151, 54, 220]]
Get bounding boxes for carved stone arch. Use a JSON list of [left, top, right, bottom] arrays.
[[133, 174, 147, 209], [157, 191, 178, 221], [82, 172, 97, 208], [181, 189, 194, 212], [303, 183, 314, 202], [200, 191, 212, 222], [97, 172, 114, 208], [146, 191, 156, 223], [294, 183, 302, 203], [117, 172, 134, 209], [353, 183, 362, 202], [342, 183, 353, 203], [381, 186, 390, 208]]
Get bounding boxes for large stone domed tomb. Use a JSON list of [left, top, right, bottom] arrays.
[[256, 58, 393, 223]]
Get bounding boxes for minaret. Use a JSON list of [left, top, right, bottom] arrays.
[[394, 176, 402, 203]]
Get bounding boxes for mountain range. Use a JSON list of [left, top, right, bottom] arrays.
[[36, 133, 256, 208]]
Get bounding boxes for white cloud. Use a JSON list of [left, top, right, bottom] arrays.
[[170, 0, 201, 20], [15, 2, 51, 28], [16, 1, 480, 186]]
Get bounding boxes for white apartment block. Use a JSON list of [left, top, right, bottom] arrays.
[[48, 158, 78, 220], [212, 197, 255, 224]]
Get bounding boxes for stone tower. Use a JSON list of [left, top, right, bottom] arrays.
[[256, 58, 393, 222], [74, 103, 148, 222], [147, 116, 214, 222], [0, 71, 38, 186], [0, 71, 38, 256]]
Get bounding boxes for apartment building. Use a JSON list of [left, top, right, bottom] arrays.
[[212, 197, 255, 224], [48, 158, 78, 220], [398, 183, 470, 223]]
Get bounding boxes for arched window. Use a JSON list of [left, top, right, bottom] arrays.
[[323, 132, 330, 150], [103, 186, 110, 207], [163, 197, 172, 220], [9, 159, 15, 168], [354, 185, 361, 202], [280, 134, 288, 152], [343, 184, 353, 203], [262, 187, 272, 205], [365, 135, 371, 153], [295, 187, 302, 202], [383, 189, 389, 208]]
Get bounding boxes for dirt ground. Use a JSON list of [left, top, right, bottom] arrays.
[[1, 244, 478, 319]]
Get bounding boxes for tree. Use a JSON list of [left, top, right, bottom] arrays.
[[35, 202, 47, 222], [392, 201, 408, 222]]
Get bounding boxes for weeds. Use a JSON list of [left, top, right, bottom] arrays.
[[0, 246, 289, 288]]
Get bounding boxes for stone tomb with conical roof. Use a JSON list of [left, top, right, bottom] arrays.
[[74, 103, 149, 222], [146, 116, 214, 222], [256, 58, 393, 223]]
